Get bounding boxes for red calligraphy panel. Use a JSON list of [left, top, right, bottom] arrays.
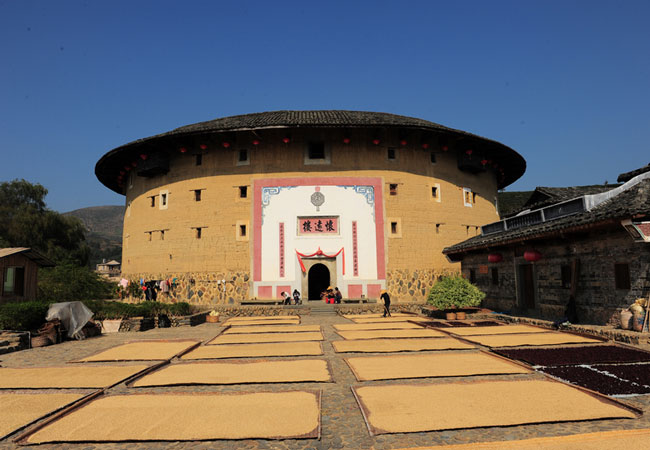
[[298, 217, 338, 235]]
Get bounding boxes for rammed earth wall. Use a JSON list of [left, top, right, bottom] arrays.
[[459, 227, 650, 325]]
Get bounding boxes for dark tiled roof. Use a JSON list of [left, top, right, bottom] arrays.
[[444, 179, 650, 254], [96, 110, 526, 193], [520, 185, 619, 211], [618, 164, 650, 183], [497, 191, 534, 217]]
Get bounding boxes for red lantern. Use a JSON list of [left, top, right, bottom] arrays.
[[343, 137, 351, 144], [222, 142, 230, 148], [252, 139, 260, 146], [282, 137, 290, 144], [400, 140, 408, 146], [124, 166, 131, 171], [481, 159, 488, 165], [140, 154, 148, 160], [200, 144, 207, 150], [421, 143, 429, 149], [441, 145, 448, 151], [179, 147, 187, 153], [524, 250, 542, 262], [488, 253, 503, 263], [465, 149, 473, 155], [372, 139, 381, 145]]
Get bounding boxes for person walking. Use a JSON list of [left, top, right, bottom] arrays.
[[380, 290, 391, 317]]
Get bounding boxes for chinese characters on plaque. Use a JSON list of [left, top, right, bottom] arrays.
[[298, 217, 339, 235]]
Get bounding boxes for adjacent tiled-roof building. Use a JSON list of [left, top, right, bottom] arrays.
[[444, 167, 650, 325]]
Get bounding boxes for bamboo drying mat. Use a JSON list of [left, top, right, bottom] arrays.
[[224, 325, 321, 334], [24, 391, 321, 443], [461, 332, 603, 348], [131, 359, 332, 386], [75, 340, 200, 362], [345, 352, 530, 381], [353, 379, 638, 435], [225, 315, 300, 322], [391, 428, 650, 449], [351, 316, 431, 324], [207, 331, 324, 345], [334, 323, 423, 331], [445, 324, 552, 336], [0, 392, 85, 439], [336, 329, 446, 340], [332, 338, 475, 353], [0, 365, 150, 389], [226, 319, 300, 326], [182, 341, 324, 359]]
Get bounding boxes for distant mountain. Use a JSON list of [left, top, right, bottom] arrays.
[[64, 205, 124, 267]]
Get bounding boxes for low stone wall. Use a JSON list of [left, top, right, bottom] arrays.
[[0, 331, 30, 355], [335, 302, 425, 315], [484, 313, 649, 346], [208, 305, 311, 318]]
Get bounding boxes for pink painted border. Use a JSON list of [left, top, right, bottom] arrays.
[[253, 177, 385, 282]]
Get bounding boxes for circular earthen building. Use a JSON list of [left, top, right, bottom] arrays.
[[96, 110, 525, 304]]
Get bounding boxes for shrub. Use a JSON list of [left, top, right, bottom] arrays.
[[85, 300, 193, 320], [0, 301, 50, 331], [426, 275, 486, 310], [38, 264, 115, 302]]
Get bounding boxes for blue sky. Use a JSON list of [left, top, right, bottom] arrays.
[[1, 0, 649, 212]]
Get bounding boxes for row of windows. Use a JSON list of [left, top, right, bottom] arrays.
[[188, 143, 440, 167], [388, 183, 477, 207], [138, 186, 249, 211], [387, 220, 481, 237], [143, 223, 249, 241]]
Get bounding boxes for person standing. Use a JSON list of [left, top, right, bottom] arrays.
[[380, 290, 391, 317], [334, 287, 342, 304], [292, 289, 301, 305]]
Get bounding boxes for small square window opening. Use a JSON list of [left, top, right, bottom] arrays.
[[430, 151, 436, 164], [161, 193, 167, 206], [614, 263, 631, 289], [239, 186, 248, 198], [389, 184, 398, 196], [239, 224, 247, 237], [195, 154, 202, 166], [195, 228, 202, 239], [391, 222, 398, 234], [160, 230, 165, 240], [308, 142, 325, 159], [238, 149, 248, 162], [194, 190, 202, 202], [150, 196, 155, 207], [432, 186, 438, 198], [491, 268, 499, 286], [387, 147, 396, 160]]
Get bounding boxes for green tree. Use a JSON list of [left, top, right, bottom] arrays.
[[0, 179, 89, 266]]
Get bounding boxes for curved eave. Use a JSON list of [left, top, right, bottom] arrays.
[[96, 112, 526, 194]]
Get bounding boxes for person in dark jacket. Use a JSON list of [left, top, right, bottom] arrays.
[[292, 289, 301, 305], [334, 287, 342, 304], [380, 290, 391, 317]]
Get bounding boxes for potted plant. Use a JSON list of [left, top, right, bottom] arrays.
[[427, 275, 486, 320]]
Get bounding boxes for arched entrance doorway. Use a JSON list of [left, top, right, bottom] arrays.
[[308, 264, 330, 300]]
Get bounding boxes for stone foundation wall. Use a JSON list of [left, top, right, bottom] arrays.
[[386, 269, 459, 302], [126, 271, 251, 305], [0, 331, 30, 355]]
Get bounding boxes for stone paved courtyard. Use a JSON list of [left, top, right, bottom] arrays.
[[1, 312, 649, 449]]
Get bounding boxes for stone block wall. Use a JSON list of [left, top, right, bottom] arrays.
[[386, 268, 459, 303], [459, 227, 650, 325], [127, 271, 251, 305]]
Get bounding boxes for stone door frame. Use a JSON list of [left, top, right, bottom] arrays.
[[301, 257, 337, 300]]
